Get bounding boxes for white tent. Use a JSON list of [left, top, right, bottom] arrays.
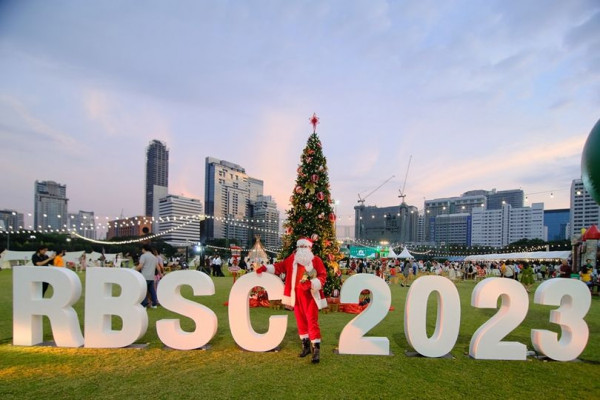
[[464, 251, 571, 262], [397, 247, 413, 259], [387, 247, 400, 259], [0, 250, 35, 268]]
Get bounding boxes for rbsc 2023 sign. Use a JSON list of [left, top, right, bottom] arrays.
[[13, 267, 591, 361]]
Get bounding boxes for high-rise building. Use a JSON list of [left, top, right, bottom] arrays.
[[471, 207, 506, 248], [544, 209, 570, 241], [145, 140, 169, 217], [471, 203, 544, 247], [354, 202, 419, 243], [204, 157, 264, 245], [34, 180, 68, 231], [249, 195, 280, 249], [158, 195, 203, 245], [0, 209, 24, 231], [486, 189, 524, 210], [107, 216, 152, 239], [570, 179, 600, 238], [433, 213, 471, 245], [424, 194, 486, 241], [67, 210, 97, 239]]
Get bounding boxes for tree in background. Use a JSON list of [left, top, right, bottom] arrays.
[[280, 114, 342, 297]]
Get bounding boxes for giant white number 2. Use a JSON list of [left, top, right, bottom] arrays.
[[531, 279, 591, 361], [338, 274, 391, 355], [470, 278, 528, 360]]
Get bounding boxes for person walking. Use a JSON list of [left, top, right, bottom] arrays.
[[136, 244, 159, 308]]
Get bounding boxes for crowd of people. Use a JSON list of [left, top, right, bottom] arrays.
[[344, 257, 600, 293]]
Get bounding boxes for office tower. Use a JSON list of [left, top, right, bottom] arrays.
[[204, 157, 264, 245], [570, 179, 600, 238], [0, 209, 24, 231], [34, 180, 68, 231], [354, 202, 419, 243], [67, 210, 97, 239], [486, 189, 524, 210], [145, 140, 169, 217], [434, 213, 472, 246], [158, 194, 203, 245], [544, 209, 570, 241], [471, 203, 544, 247], [107, 216, 152, 239], [250, 195, 280, 249], [424, 194, 486, 241]]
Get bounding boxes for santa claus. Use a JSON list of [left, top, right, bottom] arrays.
[[256, 237, 327, 363]]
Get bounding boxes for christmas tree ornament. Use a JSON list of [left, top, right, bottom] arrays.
[[311, 174, 319, 183], [317, 192, 325, 201], [295, 185, 303, 194], [305, 202, 313, 210], [582, 118, 600, 204], [311, 233, 319, 241]]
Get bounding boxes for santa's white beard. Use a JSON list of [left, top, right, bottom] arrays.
[[295, 248, 314, 268]]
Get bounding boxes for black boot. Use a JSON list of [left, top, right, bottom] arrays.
[[311, 342, 320, 364], [298, 338, 311, 358]]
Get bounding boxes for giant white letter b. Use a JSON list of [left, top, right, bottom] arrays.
[[84, 268, 148, 348]]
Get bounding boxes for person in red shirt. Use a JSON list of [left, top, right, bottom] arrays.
[[256, 237, 327, 363]]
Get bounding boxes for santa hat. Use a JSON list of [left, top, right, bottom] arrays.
[[296, 237, 313, 248]]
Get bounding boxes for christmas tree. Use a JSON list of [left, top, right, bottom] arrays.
[[280, 114, 342, 297]]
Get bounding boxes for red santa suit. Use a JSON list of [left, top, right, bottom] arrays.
[[266, 253, 327, 343]]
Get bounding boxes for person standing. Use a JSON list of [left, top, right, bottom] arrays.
[[256, 238, 327, 363], [136, 244, 159, 308], [213, 254, 224, 277], [53, 250, 66, 267], [32, 246, 55, 296]]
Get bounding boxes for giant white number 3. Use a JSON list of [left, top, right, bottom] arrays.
[[470, 278, 528, 360], [531, 279, 591, 361], [338, 274, 391, 355]]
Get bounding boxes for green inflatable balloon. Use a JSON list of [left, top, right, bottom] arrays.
[[582, 119, 600, 205]]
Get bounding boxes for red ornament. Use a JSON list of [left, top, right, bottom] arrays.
[[329, 213, 336, 222], [285, 226, 293, 235], [311, 233, 319, 241], [317, 192, 325, 201], [305, 202, 313, 210], [307, 149, 315, 155], [297, 166, 303, 174], [298, 217, 303, 224], [295, 185, 303, 194], [311, 174, 319, 182], [318, 212, 325, 219]]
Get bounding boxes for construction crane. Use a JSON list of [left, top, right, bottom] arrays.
[[398, 155, 412, 203], [357, 175, 395, 206]]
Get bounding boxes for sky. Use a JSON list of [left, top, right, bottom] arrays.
[[0, 0, 599, 231]]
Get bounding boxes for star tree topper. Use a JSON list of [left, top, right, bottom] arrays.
[[309, 113, 320, 133]]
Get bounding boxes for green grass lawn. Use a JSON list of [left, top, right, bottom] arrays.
[[1, 269, 599, 399]]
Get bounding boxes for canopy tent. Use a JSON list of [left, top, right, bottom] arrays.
[[464, 251, 571, 262], [397, 247, 413, 259], [386, 247, 400, 259], [0, 250, 35, 268]]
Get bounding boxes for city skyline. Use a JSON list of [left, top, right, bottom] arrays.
[[1, 1, 598, 226]]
